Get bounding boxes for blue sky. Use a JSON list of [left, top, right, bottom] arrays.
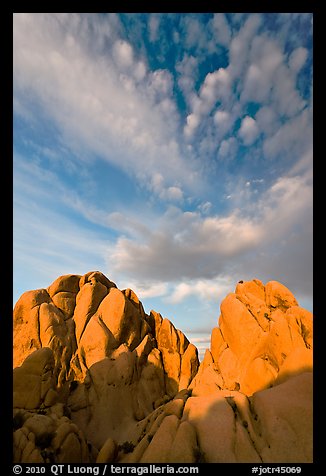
[[13, 13, 313, 358]]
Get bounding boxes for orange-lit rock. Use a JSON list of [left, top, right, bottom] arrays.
[[13, 273, 312, 463], [192, 279, 313, 396]]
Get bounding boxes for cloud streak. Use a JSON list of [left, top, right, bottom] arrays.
[[13, 13, 201, 200]]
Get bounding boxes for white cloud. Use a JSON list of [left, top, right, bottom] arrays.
[[199, 68, 231, 113], [228, 14, 262, 78], [150, 173, 184, 202], [255, 106, 280, 135], [148, 15, 160, 43], [263, 107, 312, 159], [218, 137, 238, 159], [182, 16, 217, 54], [104, 163, 311, 300], [167, 276, 234, 304], [213, 110, 234, 137], [240, 36, 284, 104], [13, 13, 199, 200], [198, 201, 212, 215], [107, 207, 263, 283], [176, 54, 198, 105], [184, 67, 231, 139], [112, 40, 134, 68], [289, 47, 308, 72], [122, 281, 168, 299], [271, 64, 306, 118], [184, 113, 200, 137], [211, 13, 231, 47], [238, 116, 259, 145]]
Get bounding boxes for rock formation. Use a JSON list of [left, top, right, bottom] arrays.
[[13, 272, 313, 463]]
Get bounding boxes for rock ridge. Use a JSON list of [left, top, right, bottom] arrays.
[[13, 272, 313, 463]]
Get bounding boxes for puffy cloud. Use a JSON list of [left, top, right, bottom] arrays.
[[112, 40, 134, 68], [168, 276, 233, 304], [199, 68, 231, 112], [150, 173, 184, 202], [211, 13, 231, 47], [218, 137, 238, 159], [238, 116, 259, 145], [198, 201, 212, 215], [176, 54, 198, 104], [213, 110, 234, 137], [107, 206, 263, 283], [229, 14, 262, 78], [184, 68, 231, 139], [184, 112, 200, 137], [289, 47, 308, 72], [13, 13, 199, 200], [271, 64, 306, 117], [105, 166, 311, 301], [240, 36, 283, 104], [255, 106, 280, 135], [263, 107, 312, 160]]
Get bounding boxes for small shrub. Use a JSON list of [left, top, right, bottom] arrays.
[[194, 447, 206, 463], [147, 434, 153, 443], [242, 420, 248, 428], [63, 405, 71, 418], [69, 380, 79, 392], [13, 411, 25, 431], [35, 431, 54, 450], [118, 441, 135, 454]]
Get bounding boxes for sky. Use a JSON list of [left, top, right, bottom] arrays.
[[13, 13, 313, 359]]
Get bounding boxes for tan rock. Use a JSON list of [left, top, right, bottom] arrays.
[[235, 278, 265, 300], [56, 432, 82, 463], [13, 289, 51, 367], [140, 414, 180, 463], [74, 281, 108, 343], [167, 420, 198, 463], [13, 273, 312, 464], [286, 306, 313, 349], [96, 288, 143, 351], [78, 315, 116, 370], [219, 293, 264, 358], [39, 302, 66, 347], [79, 271, 116, 290], [275, 347, 312, 385], [210, 327, 227, 363], [265, 280, 298, 310], [24, 414, 55, 439], [13, 348, 55, 410], [182, 393, 260, 462], [179, 343, 199, 390], [52, 292, 77, 320], [163, 398, 185, 419], [157, 318, 180, 352], [147, 310, 163, 336], [96, 437, 117, 463], [47, 274, 81, 297], [250, 372, 313, 462]]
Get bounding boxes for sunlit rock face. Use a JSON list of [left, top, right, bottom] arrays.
[[13, 273, 312, 463]]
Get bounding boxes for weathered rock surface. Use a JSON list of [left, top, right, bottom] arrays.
[[13, 273, 313, 463], [190, 279, 313, 396]]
